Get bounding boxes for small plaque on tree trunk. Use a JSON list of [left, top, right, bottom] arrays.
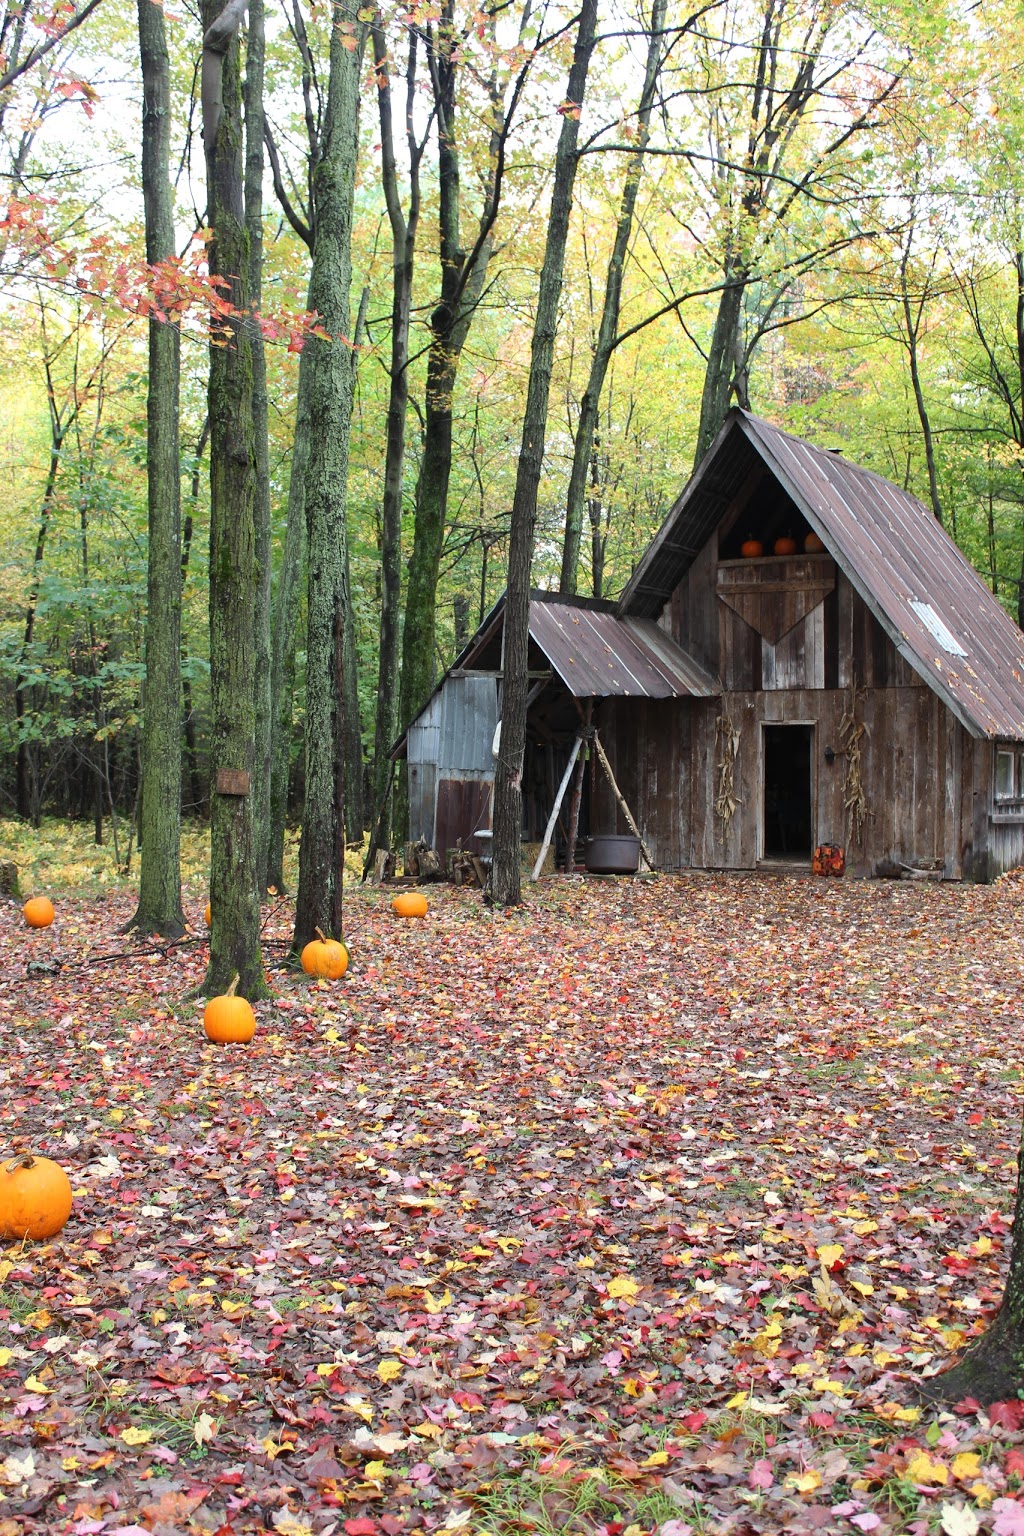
[[215, 769, 250, 797]]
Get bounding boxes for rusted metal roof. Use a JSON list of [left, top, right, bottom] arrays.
[[528, 596, 718, 698], [620, 410, 1024, 741]]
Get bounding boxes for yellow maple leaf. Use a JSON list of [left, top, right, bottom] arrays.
[[0, 1349, 11, 1367], [817, 1244, 844, 1267], [785, 1469, 823, 1494], [495, 1237, 520, 1255], [424, 1288, 452, 1314], [968, 1480, 993, 1508], [641, 1450, 669, 1467], [410, 1422, 443, 1439], [377, 1359, 402, 1383], [952, 1452, 982, 1482], [607, 1274, 639, 1301], [363, 1460, 387, 1480], [853, 1220, 878, 1236], [261, 1433, 294, 1461], [316, 1361, 343, 1377], [906, 1452, 948, 1486], [120, 1426, 153, 1446], [23, 1375, 50, 1394]]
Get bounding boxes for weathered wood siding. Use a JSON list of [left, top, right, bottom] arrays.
[[594, 543, 1004, 878]]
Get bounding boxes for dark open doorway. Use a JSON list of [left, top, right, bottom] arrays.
[[762, 725, 813, 859]]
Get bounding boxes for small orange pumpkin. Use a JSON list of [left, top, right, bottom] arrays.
[[804, 531, 825, 553], [204, 901, 212, 926], [204, 974, 256, 1044], [392, 891, 428, 918], [0, 1152, 73, 1241], [301, 927, 349, 979], [740, 538, 763, 559], [773, 535, 798, 556], [23, 897, 55, 929]]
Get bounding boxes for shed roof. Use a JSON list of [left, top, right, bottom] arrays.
[[619, 410, 1024, 741], [527, 594, 718, 698]]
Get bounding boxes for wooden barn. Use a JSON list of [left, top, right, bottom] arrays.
[[397, 409, 1024, 881]]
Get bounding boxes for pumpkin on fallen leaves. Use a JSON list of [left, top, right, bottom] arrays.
[[23, 897, 54, 929], [392, 891, 428, 918], [203, 974, 256, 1044], [0, 1153, 73, 1241], [301, 927, 350, 979], [204, 902, 212, 926]]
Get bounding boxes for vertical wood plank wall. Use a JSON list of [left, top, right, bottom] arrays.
[[597, 560, 1009, 879]]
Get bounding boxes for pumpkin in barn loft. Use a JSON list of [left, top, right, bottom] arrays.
[[392, 891, 429, 918], [23, 896, 54, 929], [740, 537, 763, 559], [773, 535, 798, 556], [0, 1152, 73, 1241], [301, 928, 350, 979], [804, 531, 825, 553], [203, 975, 256, 1044]]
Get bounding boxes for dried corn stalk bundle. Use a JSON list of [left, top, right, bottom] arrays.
[[840, 689, 868, 846], [714, 715, 742, 830]]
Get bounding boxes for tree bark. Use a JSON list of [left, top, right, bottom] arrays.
[[129, 0, 185, 937], [292, 6, 366, 953], [491, 0, 599, 907], [244, 0, 274, 891], [368, 20, 421, 859], [693, 264, 746, 467], [265, 336, 312, 893], [560, 0, 665, 595], [200, 0, 269, 1000]]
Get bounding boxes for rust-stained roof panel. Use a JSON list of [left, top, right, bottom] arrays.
[[528, 598, 718, 698]]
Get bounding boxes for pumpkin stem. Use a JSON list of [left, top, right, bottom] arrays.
[[315, 927, 328, 943], [226, 972, 240, 997], [3, 1153, 35, 1174]]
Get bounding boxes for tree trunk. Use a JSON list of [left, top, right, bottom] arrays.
[[291, 6, 366, 953], [129, 0, 185, 938], [200, 0, 268, 1000], [181, 418, 210, 818], [491, 0, 599, 907], [899, 219, 943, 525], [560, 0, 665, 595], [693, 265, 746, 468], [368, 19, 421, 859], [245, 0, 274, 891], [265, 336, 313, 893], [342, 286, 370, 844]]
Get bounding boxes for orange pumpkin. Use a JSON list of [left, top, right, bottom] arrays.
[[804, 531, 825, 553], [0, 1153, 73, 1241], [23, 897, 54, 929], [392, 891, 428, 918], [204, 902, 212, 926], [740, 538, 763, 559], [204, 974, 256, 1044], [773, 535, 798, 556], [301, 927, 350, 979]]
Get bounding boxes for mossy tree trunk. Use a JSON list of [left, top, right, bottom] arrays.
[[244, 0, 273, 892], [265, 336, 312, 893], [491, 0, 599, 907], [200, 0, 268, 1000], [128, 0, 185, 937], [292, 6, 365, 952]]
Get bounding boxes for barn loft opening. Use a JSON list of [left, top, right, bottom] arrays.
[[762, 724, 813, 860]]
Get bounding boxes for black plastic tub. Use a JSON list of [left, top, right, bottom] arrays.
[[584, 834, 641, 874]]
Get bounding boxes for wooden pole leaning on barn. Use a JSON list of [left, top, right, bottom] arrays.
[[591, 732, 656, 871], [530, 735, 584, 881]]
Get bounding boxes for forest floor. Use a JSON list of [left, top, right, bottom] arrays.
[[3, 835, 1024, 1535]]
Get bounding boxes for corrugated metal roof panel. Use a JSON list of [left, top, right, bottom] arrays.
[[528, 598, 718, 698]]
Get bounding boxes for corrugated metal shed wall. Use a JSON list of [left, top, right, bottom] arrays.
[[439, 676, 499, 772], [406, 693, 441, 844]]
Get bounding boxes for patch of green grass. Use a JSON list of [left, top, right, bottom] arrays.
[[469, 1454, 700, 1535], [0, 1287, 39, 1323]]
